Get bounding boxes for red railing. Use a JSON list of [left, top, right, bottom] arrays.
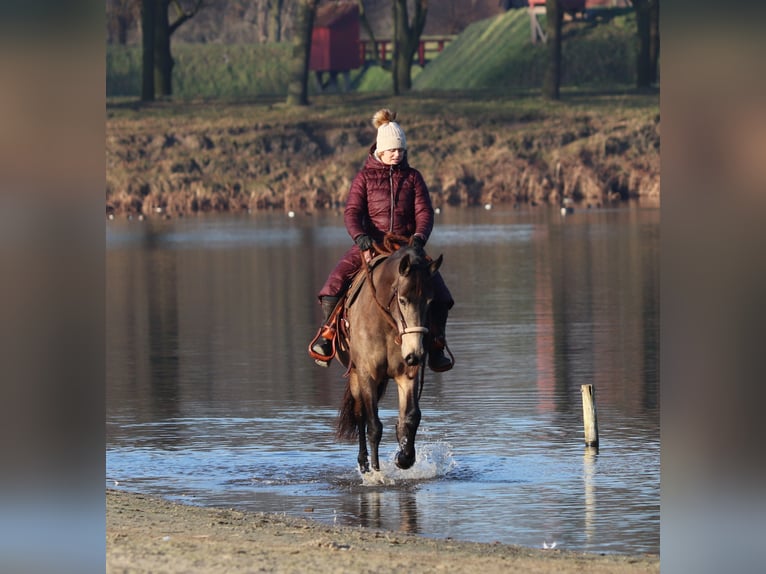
[[358, 37, 454, 67]]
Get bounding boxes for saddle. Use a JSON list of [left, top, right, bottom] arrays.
[[307, 253, 390, 367]]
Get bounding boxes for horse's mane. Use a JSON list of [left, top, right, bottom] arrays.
[[383, 241, 429, 266], [378, 246, 435, 305]]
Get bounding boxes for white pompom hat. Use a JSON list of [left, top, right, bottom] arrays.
[[373, 108, 407, 154]]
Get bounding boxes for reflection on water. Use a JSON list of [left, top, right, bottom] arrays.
[[106, 205, 659, 555], [583, 446, 598, 546]]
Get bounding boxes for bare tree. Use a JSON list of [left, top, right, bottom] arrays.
[[154, 0, 205, 97], [391, 0, 427, 95], [635, 0, 659, 87], [267, 0, 285, 42], [141, 0, 155, 101], [286, 0, 318, 106], [107, 0, 140, 44], [542, 0, 562, 100], [649, 0, 659, 83], [357, 0, 382, 65]]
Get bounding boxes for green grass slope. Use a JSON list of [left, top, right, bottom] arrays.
[[413, 8, 637, 91]]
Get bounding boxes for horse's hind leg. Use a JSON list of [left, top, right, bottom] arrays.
[[346, 371, 369, 473], [394, 374, 421, 469], [356, 429, 369, 473], [365, 393, 383, 472], [354, 371, 383, 472]]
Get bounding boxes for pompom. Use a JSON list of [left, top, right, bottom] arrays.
[[372, 108, 397, 129]]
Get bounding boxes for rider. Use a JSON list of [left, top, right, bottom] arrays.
[[310, 108, 454, 372]]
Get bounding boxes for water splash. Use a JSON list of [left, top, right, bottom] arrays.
[[360, 441, 457, 486]]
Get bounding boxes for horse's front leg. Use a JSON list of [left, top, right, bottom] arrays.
[[394, 374, 421, 469], [349, 370, 370, 473]]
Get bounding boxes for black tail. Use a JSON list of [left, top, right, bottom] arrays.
[[336, 385, 359, 440]]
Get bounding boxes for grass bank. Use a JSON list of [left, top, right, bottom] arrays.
[[106, 90, 659, 217]]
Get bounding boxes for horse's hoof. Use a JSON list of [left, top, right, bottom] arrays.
[[395, 451, 415, 470]]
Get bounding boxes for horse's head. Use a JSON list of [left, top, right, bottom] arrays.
[[392, 248, 443, 369]]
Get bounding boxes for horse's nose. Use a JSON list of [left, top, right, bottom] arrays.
[[404, 353, 421, 366]]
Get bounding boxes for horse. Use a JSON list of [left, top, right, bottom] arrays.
[[334, 245, 443, 473]]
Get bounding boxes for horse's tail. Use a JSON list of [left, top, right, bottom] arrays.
[[336, 384, 359, 440]]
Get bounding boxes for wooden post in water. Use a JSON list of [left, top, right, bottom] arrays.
[[580, 384, 599, 447]]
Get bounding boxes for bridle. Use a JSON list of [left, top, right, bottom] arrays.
[[363, 254, 429, 346], [386, 286, 429, 346]]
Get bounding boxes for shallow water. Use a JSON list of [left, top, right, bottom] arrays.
[[106, 204, 659, 555]]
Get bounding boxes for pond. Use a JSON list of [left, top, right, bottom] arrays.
[[106, 204, 659, 555]]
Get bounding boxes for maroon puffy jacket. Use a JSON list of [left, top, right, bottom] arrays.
[[344, 146, 434, 245]]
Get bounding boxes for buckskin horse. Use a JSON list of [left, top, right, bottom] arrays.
[[333, 243, 443, 473]]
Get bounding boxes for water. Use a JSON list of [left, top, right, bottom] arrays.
[[106, 204, 659, 555]]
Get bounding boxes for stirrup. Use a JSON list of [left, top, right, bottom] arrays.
[[308, 325, 336, 366]]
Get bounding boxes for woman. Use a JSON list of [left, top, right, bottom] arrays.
[[309, 108, 453, 372]]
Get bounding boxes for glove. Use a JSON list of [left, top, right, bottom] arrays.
[[411, 235, 426, 251], [355, 234, 373, 251]]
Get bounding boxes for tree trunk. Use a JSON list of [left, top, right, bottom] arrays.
[[117, 15, 129, 45], [635, 0, 652, 88], [542, 0, 562, 100], [141, 0, 155, 102], [286, 0, 318, 106], [268, 0, 284, 42], [649, 0, 660, 84], [392, 0, 428, 95], [155, 0, 173, 97], [392, 0, 400, 95]]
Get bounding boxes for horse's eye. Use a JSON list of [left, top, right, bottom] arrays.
[[398, 297, 407, 307]]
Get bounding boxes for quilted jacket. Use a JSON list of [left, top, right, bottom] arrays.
[[344, 145, 434, 245]]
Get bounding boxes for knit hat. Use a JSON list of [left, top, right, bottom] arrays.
[[373, 109, 407, 154]]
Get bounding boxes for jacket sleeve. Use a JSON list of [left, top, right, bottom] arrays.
[[344, 170, 368, 241], [412, 170, 434, 241]]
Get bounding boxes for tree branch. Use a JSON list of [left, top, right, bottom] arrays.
[[169, 0, 203, 35]]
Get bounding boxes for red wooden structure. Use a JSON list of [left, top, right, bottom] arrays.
[[527, 0, 630, 13], [358, 37, 453, 67], [309, 2, 361, 73], [527, 0, 631, 43], [528, 0, 586, 14]]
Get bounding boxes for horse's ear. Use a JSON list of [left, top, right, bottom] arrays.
[[429, 254, 443, 275], [399, 253, 412, 276]]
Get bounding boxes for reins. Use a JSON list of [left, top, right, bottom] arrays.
[[363, 259, 400, 340]]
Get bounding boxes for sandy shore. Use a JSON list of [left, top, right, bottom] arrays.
[[106, 489, 659, 573]]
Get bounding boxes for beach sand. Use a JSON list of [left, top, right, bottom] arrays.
[[106, 489, 659, 573]]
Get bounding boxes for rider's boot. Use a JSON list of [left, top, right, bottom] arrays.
[[310, 296, 340, 364], [428, 301, 453, 373]]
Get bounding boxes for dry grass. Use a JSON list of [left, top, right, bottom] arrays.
[[106, 90, 659, 217]]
